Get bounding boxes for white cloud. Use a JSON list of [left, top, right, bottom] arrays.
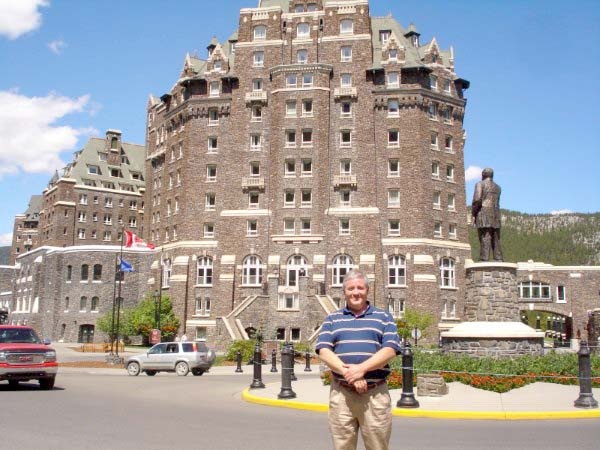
[[465, 165, 483, 182], [0, 233, 13, 246], [48, 39, 66, 54], [0, 0, 49, 40], [0, 90, 93, 176], [550, 209, 573, 216]]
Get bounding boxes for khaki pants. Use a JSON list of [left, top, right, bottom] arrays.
[[328, 380, 392, 450]]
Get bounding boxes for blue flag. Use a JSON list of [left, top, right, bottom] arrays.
[[120, 259, 134, 273]]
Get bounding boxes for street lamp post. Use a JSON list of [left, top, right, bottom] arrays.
[[153, 289, 160, 329], [387, 292, 393, 316]]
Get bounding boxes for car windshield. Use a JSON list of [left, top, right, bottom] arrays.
[[0, 328, 41, 344]]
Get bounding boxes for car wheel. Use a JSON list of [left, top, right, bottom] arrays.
[[145, 370, 157, 376], [175, 361, 189, 376], [191, 368, 205, 376], [127, 361, 141, 376], [8, 380, 19, 388], [39, 377, 55, 390]]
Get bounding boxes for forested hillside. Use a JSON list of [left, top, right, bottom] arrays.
[[469, 210, 600, 265], [0, 246, 9, 265]]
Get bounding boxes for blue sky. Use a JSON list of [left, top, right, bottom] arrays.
[[0, 0, 599, 245]]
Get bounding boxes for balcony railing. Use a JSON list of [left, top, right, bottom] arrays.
[[242, 176, 265, 190], [334, 87, 357, 99], [245, 91, 268, 105], [333, 174, 357, 187]]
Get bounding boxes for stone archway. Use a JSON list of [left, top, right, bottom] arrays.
[[520, 310, 573, 347]]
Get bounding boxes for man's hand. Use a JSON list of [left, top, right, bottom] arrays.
[[343, 364, 366, 384], [353, 378, 368, 394]]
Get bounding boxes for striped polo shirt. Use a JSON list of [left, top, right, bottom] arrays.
[[315, 303, 401, 383]]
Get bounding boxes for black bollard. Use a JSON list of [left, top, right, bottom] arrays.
[[289, 342, 297, 381], [396, 343, 420, 408], [304, 350, 312, 372], [235, 350, 243, 373], [250, 342, 265, 389], [574, 341, 598, 408], [278, 342, 296, 399], [270, 348, 278, 373]]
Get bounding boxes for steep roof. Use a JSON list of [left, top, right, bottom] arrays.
[[23, 195, 43, 221], [259, 0, 289, 9]]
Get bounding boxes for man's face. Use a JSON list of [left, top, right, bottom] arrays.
[[344, 277, 369, 313]]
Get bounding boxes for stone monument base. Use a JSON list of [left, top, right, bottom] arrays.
[[441, 322, 545, 358]]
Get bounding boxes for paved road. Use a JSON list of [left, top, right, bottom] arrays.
[[1, 371, 599, 450]]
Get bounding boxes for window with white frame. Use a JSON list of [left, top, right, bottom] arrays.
[[286, 100, 297, 117], [428, 103, 438, 120], [80, 296, 87, 312], [340, 159, 351, 175], [307, 3, 317, 11], [340, 19, 353, 35], [301, 159, 312, 176], [301, 129, 313, 146], [242, 255, 262, 286], [431, 132, 439, 150], [283, 218, 295, 235], [284, 190, 295, 207], [174, 198, 179, 214], [442, 300, 456, 319], [253, 25, 266, 41], [278, 293, 299, 310], [388, 99, 399, 117], [208, 109, 219, 125], [205, 193, 216, 210], [249, 192, 259, 208], [519, 281, 551, 300], [250, 134, 262, 150], [445, 135, 453, 151], [129, 217, 137, 228], [440, 257, 455, 288], [297, 23, 310, 38], [339, 218, 350, 235], [339, 189, 351, 207], [444, 79, 451, 94], [388, 255, 406, 286], [252, 79, 263, 91], [251, 105, 262, 121], [253, 51, 264, 67], [434, 221, 442, 238], [557, 285, 566, 303], [207, 137, 218, 152], [340, 130, 351, 147], [286, 130, 296, 147], [388, 219, 400, 236], [78, 212, 86, 223], [286, 254, 308, 286], [206, 165, 217, 182], [78, 228, 85, 239], [103, 214, 112, 225], [388, 130, 400, 147], [294, 4, 304, 12], [105, 197, 113, 208], [388, 190, 400, 208], [449, 223, 457, 239], [301, 189, 312, 207], [388, 48, 398, 61], [442, 107, 453, 123], [448, 193, 456, 211], [332, 254, 353, 286], [203, 223, 214, 238], [250, 161, 260, 177], [302, 99, 313, 116], [380, 30, 391, 44], [196, 257, 213, 286], [387, 72, 399, 88], [302, 73, 313, 87], [103, 231, 111, 241], [432, 161, 440, 179], [297, 49, 308, 64], [300, 218, 311, 234], [286, 73, 298, 88], [285, 159, 295, 177], [433, 191, 441, 209], [213, 60, 222, 71], [340, 73, 352, 87], [247, 220, 258, 236], [91, 296, 99, 312], [341, 46, 352, 62], [79, 194, 88, 205], [429, 75, 438, 91], [162, 258, 172, 288], [340, 101, 352, 117], [446, 164, 454, 182], [209, 81, 220, 97]]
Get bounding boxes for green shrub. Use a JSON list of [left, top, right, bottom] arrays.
[[225, 340, 256, 362]]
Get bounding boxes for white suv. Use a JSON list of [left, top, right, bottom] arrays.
[[125, 341, 216, 377]]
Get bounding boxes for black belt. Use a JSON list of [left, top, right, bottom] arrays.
[[336, 378, 386, 393]]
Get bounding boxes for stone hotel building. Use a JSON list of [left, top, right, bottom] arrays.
[[144, 0, 472, 345]]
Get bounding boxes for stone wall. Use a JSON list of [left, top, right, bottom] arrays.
[[442, 337, 543, 358], [465, 263, 519, 322], [589, 309, 600, 354]]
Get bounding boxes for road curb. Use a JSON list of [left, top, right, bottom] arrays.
[[242, 388, 600, 420]]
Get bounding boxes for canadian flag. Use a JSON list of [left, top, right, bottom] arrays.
[[124, 230, 155, 250]]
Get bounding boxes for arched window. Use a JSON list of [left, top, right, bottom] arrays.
[[80, 296, 87, 311], [197, 257, 213, 286], [91, 296, 99, 312], [93, 264, 102, 281], [286, 254, 308, 287], [253, 25, 266, 41], [332, 254, 354, 286], [440, 258, 455, 288], [242, 255, 262, 286], [340, 19, 353, 35], [66, 265, 72, 281], [388, 255, 406, 286], [297, 23, 310, 38], [162, 258, 172, 288], [110, 137, 118, 149], [81, 264, 89, 281]]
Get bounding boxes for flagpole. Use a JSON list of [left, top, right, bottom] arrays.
[[115, 226, 125, 358], [109, 252, 119, 356]]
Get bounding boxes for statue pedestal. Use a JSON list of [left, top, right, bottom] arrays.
[[464, 261, 519, 322]]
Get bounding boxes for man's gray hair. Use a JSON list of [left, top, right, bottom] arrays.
[[342, 269, 370, 290]]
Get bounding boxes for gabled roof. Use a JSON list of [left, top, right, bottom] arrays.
[[259, 0, 289, 9], [23, 195, 43, 221]]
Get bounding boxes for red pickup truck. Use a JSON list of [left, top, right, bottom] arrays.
[[0, 325, 58, 390]]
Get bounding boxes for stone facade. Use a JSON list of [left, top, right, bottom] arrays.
[[417, 373, 448, 397], [441, 337, 543, 358], [589, 309, 600, 354], [143, 0, 471, 346], [465, 262, 520, 322]]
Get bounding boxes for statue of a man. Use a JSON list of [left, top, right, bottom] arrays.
[[471, 168, 503, 261]]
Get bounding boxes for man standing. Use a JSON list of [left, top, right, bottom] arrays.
[[316, 270, 401, 450], [472, 167, 503, 261]]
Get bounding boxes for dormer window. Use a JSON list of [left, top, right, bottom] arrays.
[[88, 165, 100, 175], [379, 30, 391, 45], [110, 137, 118, 149], [253, 25, 266, 41], [388, 48, 398, 61], [214, 60, 222, 71]]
